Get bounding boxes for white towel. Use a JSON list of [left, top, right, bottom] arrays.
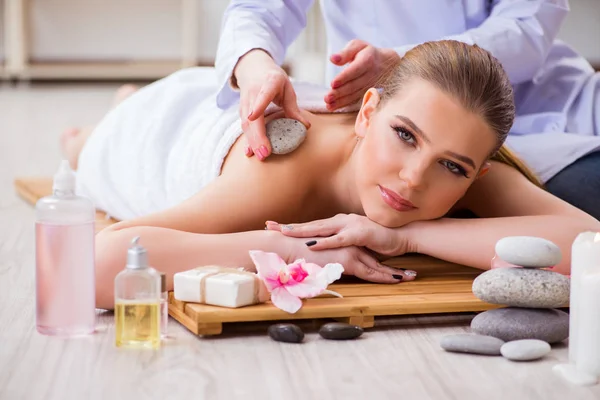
[[76, 67, 356, 221]]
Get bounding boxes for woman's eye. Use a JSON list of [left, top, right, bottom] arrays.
[[394, 127, 415, 144], [441, 160, 467, 176]]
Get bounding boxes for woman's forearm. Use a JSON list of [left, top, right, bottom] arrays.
[[405, 216, 600, 274], [95, 226, 291, 309]]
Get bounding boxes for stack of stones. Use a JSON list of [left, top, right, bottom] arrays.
[[441, 236, 570, 361]]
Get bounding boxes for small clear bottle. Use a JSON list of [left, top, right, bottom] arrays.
[[114, 237, 161, 349], [159, 273, 168, 338], [35, 160, 96, 336]]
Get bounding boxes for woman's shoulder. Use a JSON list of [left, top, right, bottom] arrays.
[[456, 160, 585, 220], [218, 111, 355, 221]]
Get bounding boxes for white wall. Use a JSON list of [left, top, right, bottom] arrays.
[[0, 0, 598, 68], [557, 0, 600, 62]]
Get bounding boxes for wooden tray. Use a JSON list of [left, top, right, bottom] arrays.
[[15, 177, 498, 336]]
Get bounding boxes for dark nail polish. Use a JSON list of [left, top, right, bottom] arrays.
[[392, 274, 403, 280], [396, 268, 407, 271], [305, 240, 317, 247]]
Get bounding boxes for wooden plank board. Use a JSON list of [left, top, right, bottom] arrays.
[[15, 176, 497, 336]]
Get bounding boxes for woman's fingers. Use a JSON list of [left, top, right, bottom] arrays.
[[265, 220, 340, 238], [303, 233, 353, 250], [352, 253, 404, 283], [355, 254, 418, 283]]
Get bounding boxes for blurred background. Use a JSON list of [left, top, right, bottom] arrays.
[[1, 0, 599, 86]]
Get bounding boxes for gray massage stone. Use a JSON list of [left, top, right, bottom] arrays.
[[472, 268, 569, 308], [440, 334, 504, 356], [471, 307, 569, 344], [266, 118, 307, 154], [500, 339, 551, 361], [319, 322, 363, 340], [495, 236, 562, 267], [268, 323, 305, 343]]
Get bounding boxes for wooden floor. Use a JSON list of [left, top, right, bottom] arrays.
[[0, 81, 596, 400]]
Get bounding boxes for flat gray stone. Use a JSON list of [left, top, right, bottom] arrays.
[[319, 322, 363, 340], [268, 323, 304, 343], [500, 339, 551, 361], [440, 334, 504, 355], [472, 268, 569, 308], [471, 307, 569, 344], [495, 236, 561, 267], [266, 118, 307, 155]]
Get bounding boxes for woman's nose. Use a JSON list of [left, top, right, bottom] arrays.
[[398, 162, 427, 190]]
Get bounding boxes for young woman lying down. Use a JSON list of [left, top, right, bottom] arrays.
[[62, 41, 600, 309]]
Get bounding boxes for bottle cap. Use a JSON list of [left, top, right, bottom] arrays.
[[160, 272, 166, 292], [126, 236, 148, 269], [52, 160, 76, 193]]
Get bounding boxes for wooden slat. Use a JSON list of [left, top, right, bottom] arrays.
[[180, 291, 497, 324]]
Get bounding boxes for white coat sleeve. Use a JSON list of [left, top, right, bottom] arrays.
[[214, 0, 315, 108], [393, 0, 570, 85]]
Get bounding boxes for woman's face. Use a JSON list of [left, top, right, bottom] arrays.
[[354, 79, 497, 228]]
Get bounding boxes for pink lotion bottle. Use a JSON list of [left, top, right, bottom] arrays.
[[35, 160, 96, 336]]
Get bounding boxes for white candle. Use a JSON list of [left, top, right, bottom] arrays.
[[570, 232, 600, 364], [576, 268, 600, 376]]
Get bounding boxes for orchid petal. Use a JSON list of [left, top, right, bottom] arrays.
[[298, 262, 322, 275], [284, 281, 326, 298], [320, 263, 345, 284], [271, 287, 303, 314], [249, 250, 287, 290], [288, 262, 309, 283], [285, 263, 344, 298]]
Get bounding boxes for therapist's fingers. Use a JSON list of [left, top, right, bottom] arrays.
[[244, 114, 271, 160], [239, 93, 255, 157], [330, 39, 369, 69], [325, 73, 372, 110], [281, 80, 311, 129], [248, 73, 285, 122], [333, 46, 375, 88]]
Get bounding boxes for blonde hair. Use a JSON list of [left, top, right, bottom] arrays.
[[376, 40, 541, 185]]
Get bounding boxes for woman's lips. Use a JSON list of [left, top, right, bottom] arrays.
[[378, 185, 417, 212]]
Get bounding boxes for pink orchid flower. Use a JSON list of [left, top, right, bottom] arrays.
[[249, 250, 344, 314]]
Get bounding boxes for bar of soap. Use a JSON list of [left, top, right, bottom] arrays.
[[265, 118, 307, 154], [173, 266, 267, 308]]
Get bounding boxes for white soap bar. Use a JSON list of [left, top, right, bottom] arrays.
[[173, 266, 265, 308]]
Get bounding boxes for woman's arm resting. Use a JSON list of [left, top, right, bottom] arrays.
[[95, 228, 291, 310], [405, 162, 600, 275]]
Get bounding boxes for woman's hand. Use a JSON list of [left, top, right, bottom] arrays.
[[325, 40, 401, 111], [267, 213, 414, 257], [282, 235, 416, 283], [233, 49, 311, 160]]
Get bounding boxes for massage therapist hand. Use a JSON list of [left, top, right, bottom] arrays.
[[266, 213, 413, 257], [282, 235, 416, 283], [233, 49, 311, 160], [325, 40, 401, 111]]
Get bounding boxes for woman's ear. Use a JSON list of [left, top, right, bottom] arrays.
[[355, 88, 381, 138], [477, 162, 491, 179]]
